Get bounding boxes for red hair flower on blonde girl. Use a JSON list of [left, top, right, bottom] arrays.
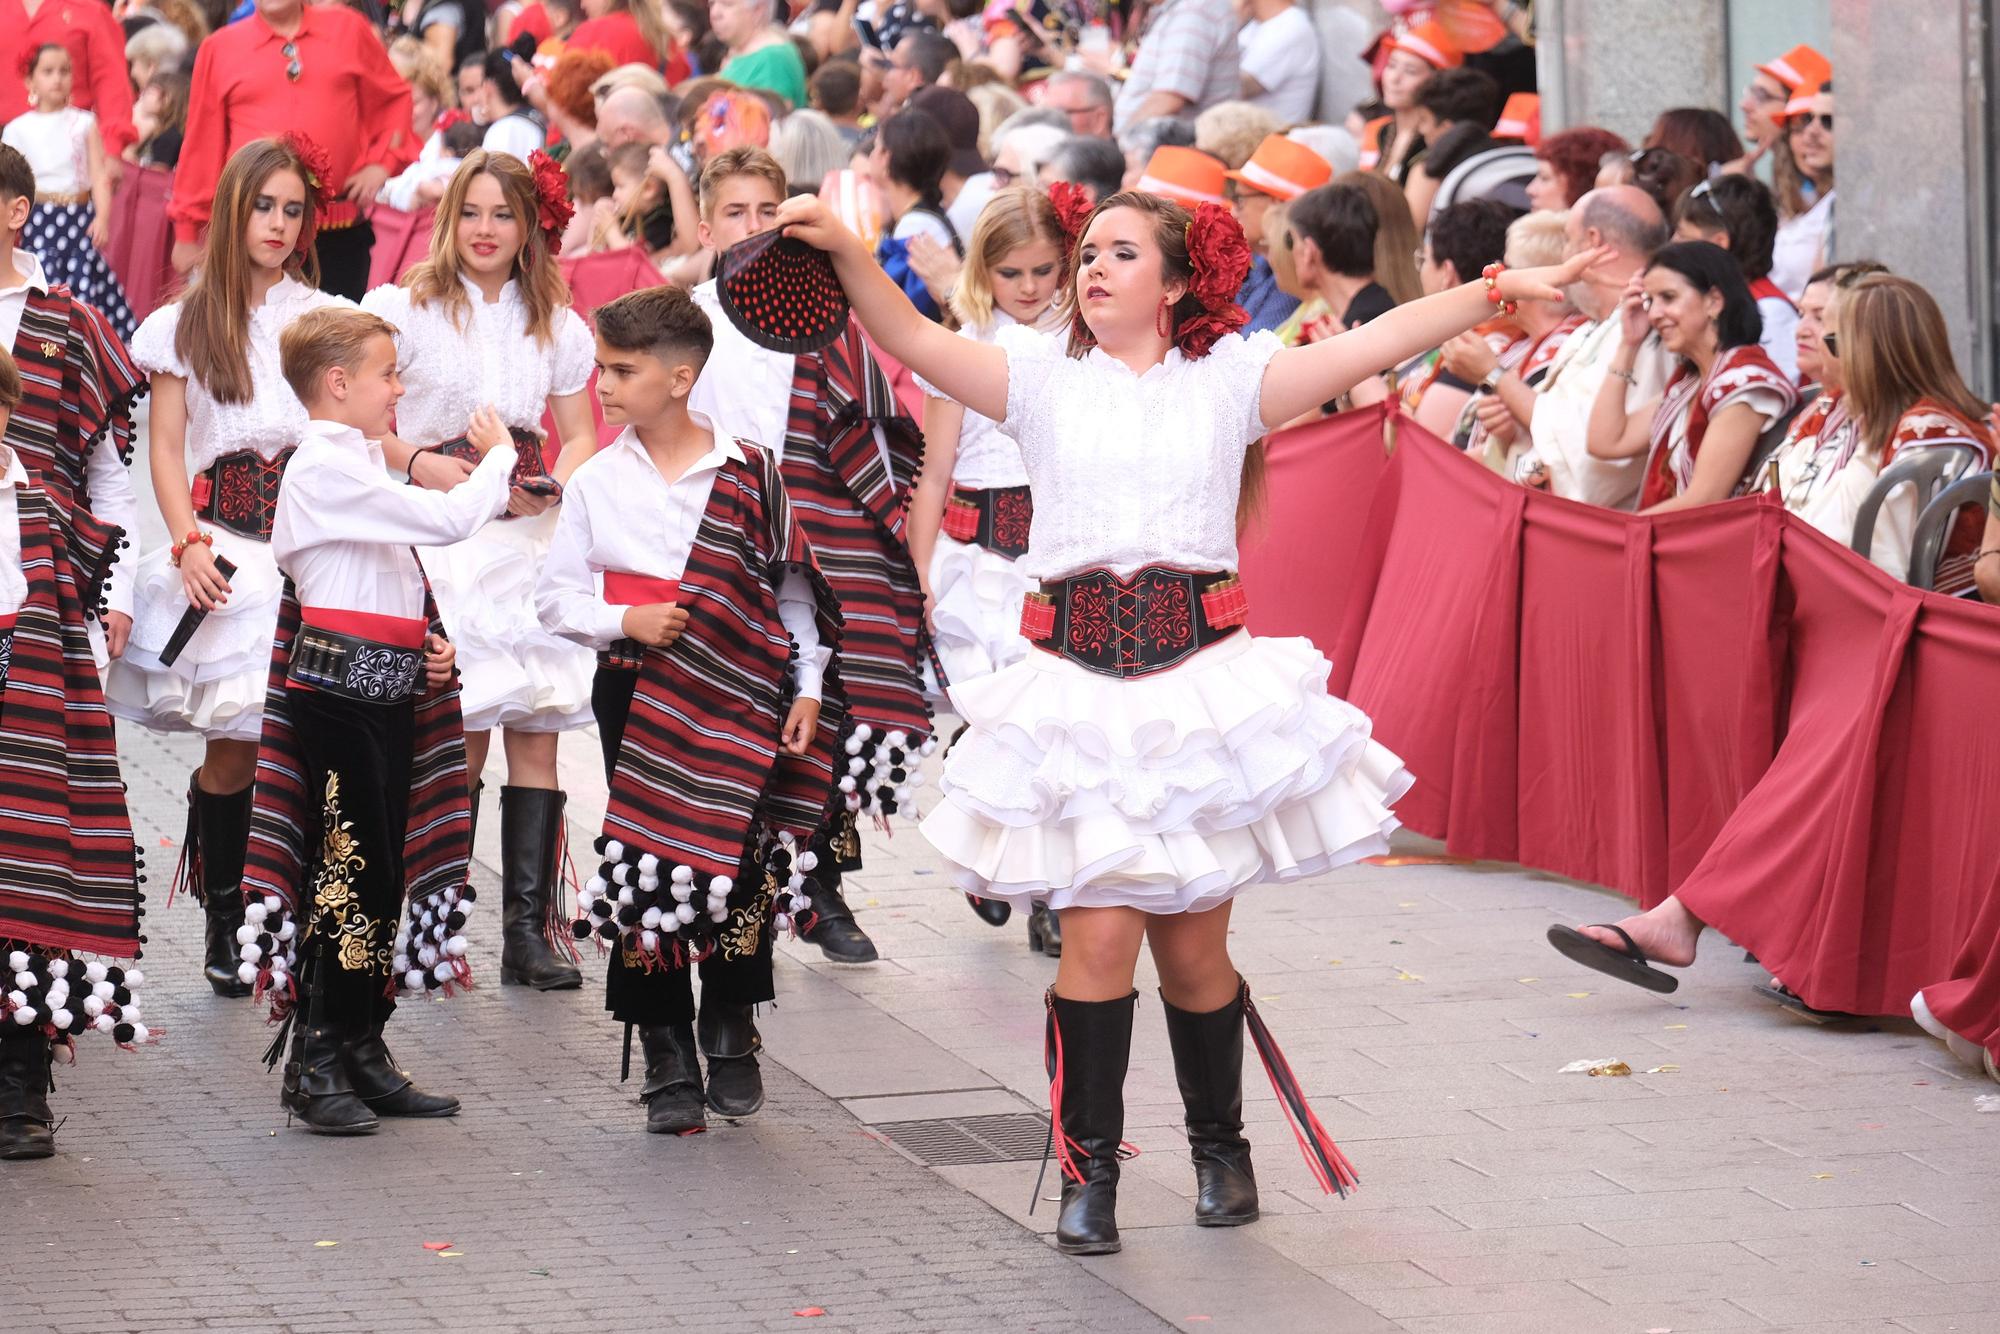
[[529, 151, 574, 256]]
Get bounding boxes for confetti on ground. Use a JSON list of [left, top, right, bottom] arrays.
[[158, 837, 175, 847], [422, 1242, 453, 1251], [314, 1241, 338, 1248], [1644, 1065, 1680, 1074], [793, 1308, 826, 1318], [1812, 1173, 1835, 1180], [1666, 1023, 1688, 1030], [529, 1268, 550, 1277], [1567, 992, 1592, 999], [1975, 1094, 2000, 1114], [1328, 959, 1342, 965], [1559, 1058, 1630, 1076], [1398, 901, 1419, 908], [1517, 977, 1539, 984], [1394, 970, 1422, 982], [438, 1251, 463, 1258]]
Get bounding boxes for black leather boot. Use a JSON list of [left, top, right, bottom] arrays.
[[638, 1023, 705, 1134], [497, 787, 583, 990], [343, 1023, 460, 1117], [1026, 903, 1062, 956], [1162, 991, 1260, 1226], [697, 1000, 764, 1119], [1047, 990, 1135, 1255], [800, 874, 879, 964], [193, 775, 253, 998], [966, 893, 1011, 927], [282, 1019, 380, 1135], [466, 780, 483, 858], [0, 1032, 55, 1160]]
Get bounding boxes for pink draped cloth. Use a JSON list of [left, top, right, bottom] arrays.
[[101, 164, 178, 322]]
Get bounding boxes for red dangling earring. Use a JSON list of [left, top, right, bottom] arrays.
[[1155, 298, 1173, 340]]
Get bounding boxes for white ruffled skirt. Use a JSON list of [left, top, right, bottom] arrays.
[[104, 530, 284, 743], [920, 632, 1412, 914], [926, 534, 1032, 708], [421, 510, 594, 734]]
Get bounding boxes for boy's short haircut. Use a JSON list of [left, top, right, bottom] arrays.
[[0, 145, 35, 206], [280, 308, 399, 405], [594, 284, 713, 374], [0, 348, 22, 413], [698, 146, 787, 221]]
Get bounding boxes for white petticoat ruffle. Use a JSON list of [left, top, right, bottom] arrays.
[[926, 534, 1032, 709], [421, 510, 594, 734], [920, 632, 1412, 913], [104, 530, 284, 742]]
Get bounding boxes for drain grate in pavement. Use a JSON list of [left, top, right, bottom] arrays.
[[873, 1112, 1053, 1165]]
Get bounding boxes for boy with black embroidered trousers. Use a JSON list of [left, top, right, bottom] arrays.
[[536, 285, 843, 1134], [247, 307, 516, 1135]]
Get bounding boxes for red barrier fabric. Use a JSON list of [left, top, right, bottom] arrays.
[[102, 164, 177, 322], [365, 205, 437, 291], [1246, 409, 2000, 1045]]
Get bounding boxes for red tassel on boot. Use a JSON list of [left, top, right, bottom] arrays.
[[1240, 980, 1360, 1197]]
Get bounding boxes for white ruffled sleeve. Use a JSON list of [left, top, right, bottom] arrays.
[[1203, 329, 1284, 446], [359, 285, 415, 371], [129, 303, 187, 379], [994, 322, 1064, 455], [550, 307, 596, 398]]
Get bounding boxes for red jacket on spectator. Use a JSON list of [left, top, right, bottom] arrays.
[[568, 11, 689, 84], [0, 0, 137, 157], [170, 5, 416, 245]]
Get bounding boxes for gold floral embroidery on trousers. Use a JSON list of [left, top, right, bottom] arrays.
[[718, 890, 766, 962], [308, 773, 390, 976]]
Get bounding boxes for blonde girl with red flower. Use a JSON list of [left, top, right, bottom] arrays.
[[774, 184, 1600, 1256], [106, 136, 351, 998], [361, 148, 598, 995]]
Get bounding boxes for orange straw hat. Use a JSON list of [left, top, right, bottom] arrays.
[[1224, 134, 1332, 203], [1494, 92, 1541, 146], [1782, 81, 1825, 123], [1136, 145, 1228, 208], [1385, 20, 1463, 71], [1756, 43, 1832, 95]]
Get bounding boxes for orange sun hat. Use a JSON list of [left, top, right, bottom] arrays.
[[1137, 146, 1228, 208], [1224, 134, 1332, 203]]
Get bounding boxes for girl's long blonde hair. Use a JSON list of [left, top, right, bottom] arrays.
[[1840, 275, 1995, 457], [404, 150, 571, 344], [950, 187, 1068, 330]]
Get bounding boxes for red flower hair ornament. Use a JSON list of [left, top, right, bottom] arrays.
[[1176, 201, 1251, 359], [280, 131, 334, 262], [529, 150, 574, 257]]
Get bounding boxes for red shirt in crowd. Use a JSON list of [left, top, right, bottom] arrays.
[[0, 0, 137, 156], [171, 5, 416, 244], [508, 2, 552, 46], [568, 11, 690, 85]]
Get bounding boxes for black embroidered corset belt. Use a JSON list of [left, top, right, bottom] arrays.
[[1020, 566, 1249, 679], [941, 484, 1033, 559], [191, 448, 296, 540], [286, 612, 428, 704]]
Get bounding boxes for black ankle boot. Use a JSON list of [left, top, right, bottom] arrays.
[[342, 1024, 459, 1117], [281, 1019, 379, 1135], [638, 1023, 705, 1134], [497, 787, 583, 991], [965, 893, 1011, 927], [1047, 990, 1135, 1255], [1026, 903, 1062, 956], [192, 774, 253, 999], [1162, 992, 1260, 1226], [0, 1032, 55, 1160], [801, 874, 878, 964], [697, 1000, 764, 1119]]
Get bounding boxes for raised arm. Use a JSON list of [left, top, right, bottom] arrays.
[[1258, 249, 1604, 429], [773, 194, 1009, 423]]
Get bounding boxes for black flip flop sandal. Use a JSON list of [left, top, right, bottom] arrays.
[[1752, 982, 1861, 1023], [1545, 923, 1681, 994]]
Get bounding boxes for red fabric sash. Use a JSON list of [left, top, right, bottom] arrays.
[[1749, 277, 1796, 312], [301, 606, 428, 647], [602, 573, 680, 606]]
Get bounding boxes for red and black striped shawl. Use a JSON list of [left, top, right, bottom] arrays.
[[7, 285, 145, 519], [0, 484, 140, 958], [781, 318, 930, 746], [604, 442, 845, 876]]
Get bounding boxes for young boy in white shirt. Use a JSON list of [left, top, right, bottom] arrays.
[[250, 306, 515, 1136], [537, 284, 842, 1135]]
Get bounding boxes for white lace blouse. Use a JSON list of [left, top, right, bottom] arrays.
[[995, 325, 1281, 580], [130, 277, 349, 472], [360, 281, 594, 445]]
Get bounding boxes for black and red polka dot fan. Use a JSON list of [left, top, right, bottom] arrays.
[[716, 228, 851, 355]]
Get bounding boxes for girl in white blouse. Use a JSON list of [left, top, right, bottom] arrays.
[[904, 187, 1068, 953], [105, 137, 347, 999], [774, 185, 1593, 1257], [360, 149, 598, 994]]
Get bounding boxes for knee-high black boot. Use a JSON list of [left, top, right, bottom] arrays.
[[497, 787, 583, 990], [0, 1031, 55, 1160], [1046, 989, 1135, 1255], [1162, 990, 1260, 1226], [342, 1021, 460, 1118], [281, 1014, 379, 1136], [192, 774, 254, 998]]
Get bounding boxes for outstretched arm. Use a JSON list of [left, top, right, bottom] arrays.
[[775, 194, 1009, 423], [1258, 249, 1606, 430]]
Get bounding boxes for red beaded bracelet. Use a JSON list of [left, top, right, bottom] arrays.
[[169, 529, 213, 566], [1482, 261, 1519, 317]]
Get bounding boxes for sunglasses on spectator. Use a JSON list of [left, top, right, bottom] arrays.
[[1820, 331, 1842, 357], [282, 40, 301, 83], [1792, 112, 1833, 132]]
